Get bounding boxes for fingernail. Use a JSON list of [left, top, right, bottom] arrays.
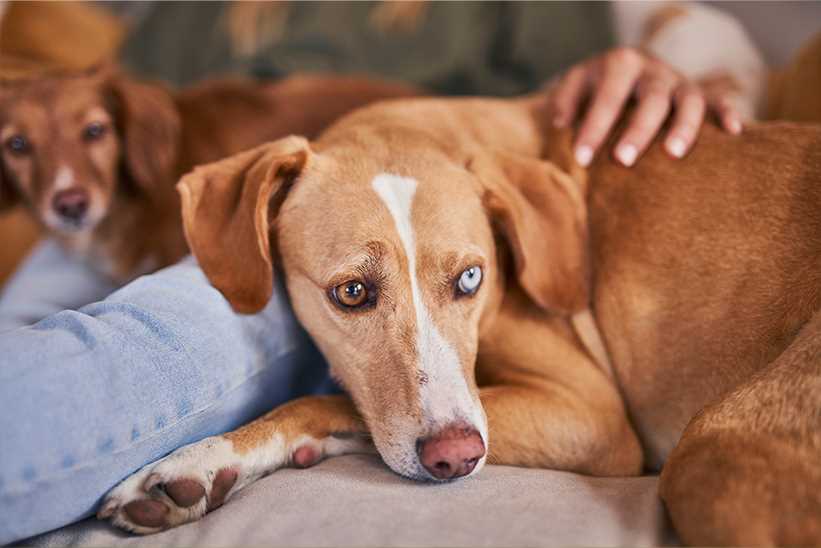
[[728, 118, 743, 134], [666, 137, 686, 158], [616, 143, 637, 167], [575, 145, 593, 167]]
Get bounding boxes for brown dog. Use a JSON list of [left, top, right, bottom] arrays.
[[0, 68, 418, 282], [100, 90, 821, 545]]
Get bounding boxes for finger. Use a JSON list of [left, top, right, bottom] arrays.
[[663, 84, 707, 158], [548, 66, 588, 128], [709, 95, 743, 135], [574, 50, 644, 166], [614, 76, 675, 166]]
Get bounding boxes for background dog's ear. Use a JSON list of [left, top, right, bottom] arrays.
[[177, 137, 310, 313], [469, 151, 589, 315], [107, 73, 181, 191], [0, 163, 21, 211], [0, 88, 20, 211]]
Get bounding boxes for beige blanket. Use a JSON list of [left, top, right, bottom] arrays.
[[27, 455, 675, 547]]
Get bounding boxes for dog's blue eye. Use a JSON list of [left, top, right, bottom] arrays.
[[5, 135, 29, 154], [456, 266, 482, 296], [83, 122, 107, 141]]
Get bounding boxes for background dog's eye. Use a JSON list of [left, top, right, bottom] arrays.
[[333, 281, 370, 309], [83, 122, 107, 142], [456, 266, 483, 296], [5, 135, 29, 155]]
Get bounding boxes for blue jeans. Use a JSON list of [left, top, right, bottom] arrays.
[[0, 241, 334, 544]]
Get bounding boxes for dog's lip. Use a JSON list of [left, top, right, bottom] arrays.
[[47, 211, 100, 233], [62, 217, 88, 228], [56, 216, 92, 231]]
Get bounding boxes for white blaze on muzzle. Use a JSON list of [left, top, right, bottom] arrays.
[[53, 165, 76, 191], [371, 173, 486, 442]]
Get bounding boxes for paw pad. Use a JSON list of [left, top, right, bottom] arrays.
[[123, 500, 169, 528], [293, 446, 320, 468], [207, 468, 238, 510], [164, 478, 206, 508]]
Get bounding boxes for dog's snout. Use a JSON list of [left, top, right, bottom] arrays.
[[417, 424, 485, 480], [53, 189, 89, 222]]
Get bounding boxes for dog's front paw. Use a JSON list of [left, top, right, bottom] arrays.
[[97, 436, 241, 534]]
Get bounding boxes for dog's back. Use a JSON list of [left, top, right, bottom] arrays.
[[176, 75, 420, 169], [585, 121, 821, 466]]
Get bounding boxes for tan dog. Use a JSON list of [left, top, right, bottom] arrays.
[[98, 96, 642, 533], [98, 93, 821, 544], [0, 68, 417, 282]]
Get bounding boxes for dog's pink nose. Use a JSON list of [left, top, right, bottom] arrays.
[[53, 189, 89, 222], [418, 424, 485, 480]]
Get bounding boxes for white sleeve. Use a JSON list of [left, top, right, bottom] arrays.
[[610, 1, 767, 120]]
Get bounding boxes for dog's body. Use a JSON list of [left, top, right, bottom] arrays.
[[100, 93, 821, 544], [585, 122, 821, 543], [101, 92, 821, 543], [0, 71, 418, 281], [99, 96, 643, 533], [586, 122, 821, 464]]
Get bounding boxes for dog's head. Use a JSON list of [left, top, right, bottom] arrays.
[[0, 66, 180, 234], [178, 130, 587, 481]]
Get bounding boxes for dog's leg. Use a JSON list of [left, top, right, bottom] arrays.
[[476, 299, 644, 476], [479, 382, 644, 476], [99, 395, 371, 534], [660, 310, 821, 545]]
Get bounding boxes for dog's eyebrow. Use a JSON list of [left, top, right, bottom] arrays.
[[82, 106, 111, 122], [300, 240, 388, 289], [335, 242, 387, 278], [0, 125, 19, 139], [438, 249, 486, 276]]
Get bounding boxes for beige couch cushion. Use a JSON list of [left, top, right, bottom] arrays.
[[28, 455, 675, 547]]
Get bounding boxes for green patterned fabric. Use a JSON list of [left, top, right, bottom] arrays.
[[119, 1, 614, 95]]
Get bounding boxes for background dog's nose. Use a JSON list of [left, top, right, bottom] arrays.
[[53, 189, 89, 222], [418, 424, 485, 480]]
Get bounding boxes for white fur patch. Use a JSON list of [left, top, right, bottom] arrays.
[[53, 166, 75, 191], [102, 436, 240, 534], [371, 173, 487, 455], [102, 432, 371, 533]]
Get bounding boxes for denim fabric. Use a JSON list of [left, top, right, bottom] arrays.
[[0, 245, 334, 544]]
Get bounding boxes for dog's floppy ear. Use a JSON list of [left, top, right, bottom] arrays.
[[107, 73, 181, 190], [469, 151, 589, 315], [0, 88, 20, 211], [0, 163, 21, 211], [178, 137, 310, 313]]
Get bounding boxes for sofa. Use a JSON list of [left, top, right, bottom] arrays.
[[27, 455, 674, 547]]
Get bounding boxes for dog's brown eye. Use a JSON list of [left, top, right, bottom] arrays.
[[83, 122, 107, 142], [5, 135, 29, 155], [332, 281, 369, 309]]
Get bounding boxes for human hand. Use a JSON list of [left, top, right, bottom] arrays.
[[548, 47, 743, 167]]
